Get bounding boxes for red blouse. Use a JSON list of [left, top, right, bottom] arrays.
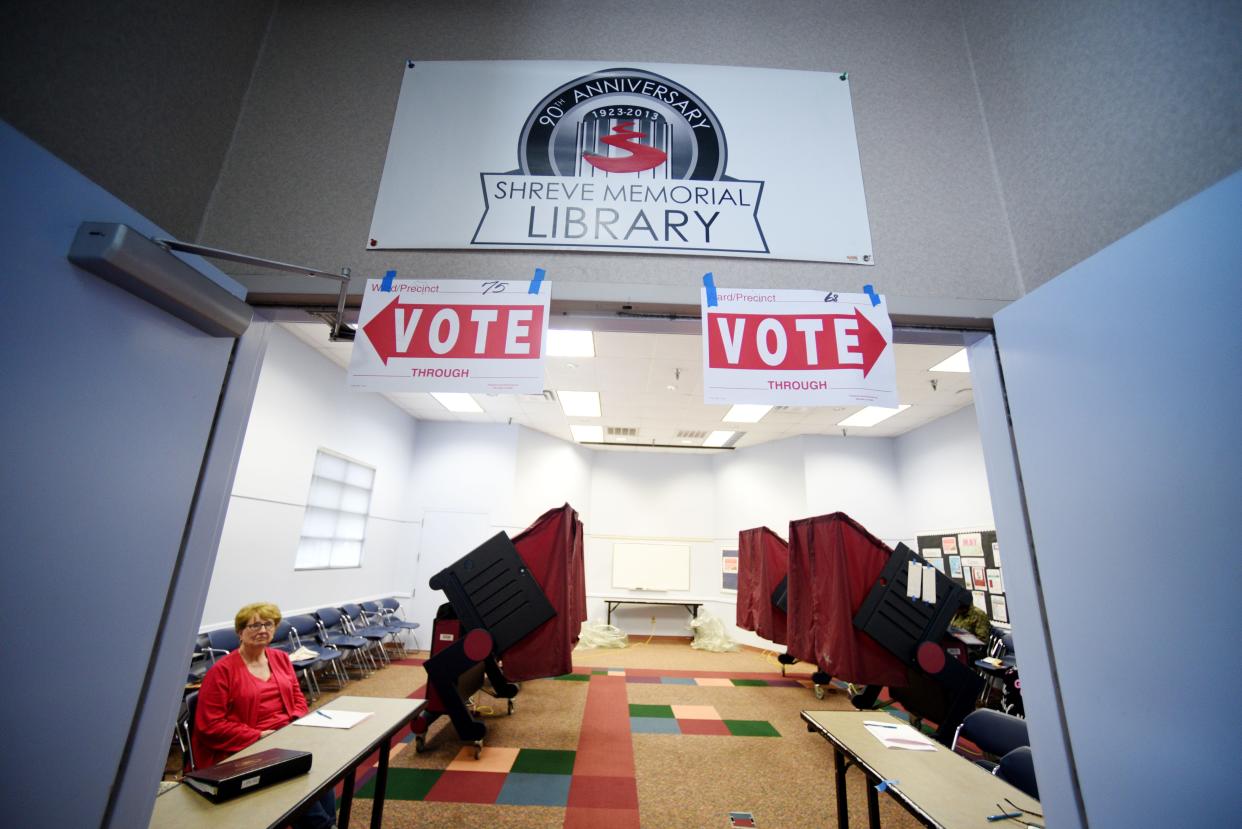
[[191, 648, 308, 768]]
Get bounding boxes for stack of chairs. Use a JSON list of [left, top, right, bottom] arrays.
[[364, 599, 421, 653], [282, 614, 349, 691], [338, 603, 394, 666], [270, 619, 325, 700], [313, 607, 375, 677]]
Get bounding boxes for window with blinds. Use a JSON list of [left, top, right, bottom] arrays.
[[294, 450, 374, 569]]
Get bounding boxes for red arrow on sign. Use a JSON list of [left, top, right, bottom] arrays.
[[362, 297, 544, 365], [706, 306, 888, 376]]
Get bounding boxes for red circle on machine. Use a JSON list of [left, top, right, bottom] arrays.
[[463, 627, 493, 661], [916, 641, 946, 674]]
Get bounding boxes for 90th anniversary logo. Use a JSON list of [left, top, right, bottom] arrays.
[[472, 68, 768, 254]]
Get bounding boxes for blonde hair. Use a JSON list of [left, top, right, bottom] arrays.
[[234, 602, 282, 635]]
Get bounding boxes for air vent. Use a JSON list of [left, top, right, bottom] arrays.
[[676, 429, 708, 439], [606, 426, 638, 437]]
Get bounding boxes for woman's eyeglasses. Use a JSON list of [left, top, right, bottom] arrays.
[[245, 621, 276, 631]]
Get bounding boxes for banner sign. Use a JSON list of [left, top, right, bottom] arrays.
[[347, 278, 549, 394], [368, 60, 872, 264], [700, 287, 897, 407]]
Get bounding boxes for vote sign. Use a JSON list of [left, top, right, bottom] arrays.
[[348, 278, 549, 394], [700, 287, 897, 407]]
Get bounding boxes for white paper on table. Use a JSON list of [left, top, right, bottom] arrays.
[[922, 565, 937, 603], [863, 720, 937, 751], [907, 561, 922, 600], [292, 709, 374, 729]]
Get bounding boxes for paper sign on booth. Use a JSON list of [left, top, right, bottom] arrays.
[[347, 278, 549, 394], [700, 287, 897, 406]]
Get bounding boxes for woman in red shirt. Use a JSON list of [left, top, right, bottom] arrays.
[[193, 602, 336, 829]]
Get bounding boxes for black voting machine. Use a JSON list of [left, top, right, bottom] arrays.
[[851, 542, 984, 742], [412, 532, 555, 755]]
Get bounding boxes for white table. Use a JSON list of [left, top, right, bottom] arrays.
[[801, 710, 1042, 828]]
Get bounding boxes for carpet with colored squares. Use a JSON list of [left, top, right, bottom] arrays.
[[331, 645, 931, 829]]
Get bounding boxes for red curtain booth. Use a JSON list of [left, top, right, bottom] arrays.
[[736, 526, 790, 645], [500, 503, 586, 682], [785, 512, 907, 688]]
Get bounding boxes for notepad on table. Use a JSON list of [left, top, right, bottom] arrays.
[[863, 720, 936, 751], [292, 709, 373, 729]]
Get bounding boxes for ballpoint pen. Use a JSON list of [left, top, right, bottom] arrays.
[[986, 811, 1023, 822], [317, 710, 333, 719]]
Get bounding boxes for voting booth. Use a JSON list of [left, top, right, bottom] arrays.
[[785, 512, 909, 692], [853, 542, 983, 743], [501, 503, 587, 682], [736, 526, 790, 645], [412, 504, 585, 754]]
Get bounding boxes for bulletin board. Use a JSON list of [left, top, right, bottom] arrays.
[[916, 529, 1008, 625], [611, 542, 691, 591]]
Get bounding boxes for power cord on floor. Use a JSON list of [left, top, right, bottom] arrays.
[[635, 617, 657, 646]]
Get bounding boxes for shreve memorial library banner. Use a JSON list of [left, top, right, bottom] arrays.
[[368, 60, 873, 264]]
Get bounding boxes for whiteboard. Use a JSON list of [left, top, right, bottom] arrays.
[[611, 542, 691, 591]]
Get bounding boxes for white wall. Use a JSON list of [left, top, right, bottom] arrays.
[[204, 325, 422, 626], [895, 404, 996, 542], [583, 451, 718, 635], [712, 437, 810, 536], [400, 421, 517, 632], [804, 435, 906, 543], [508, 426, 594, 531], [408, 420, 518, 522]]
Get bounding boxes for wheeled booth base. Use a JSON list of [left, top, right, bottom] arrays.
[[411, 611, 518, 757]]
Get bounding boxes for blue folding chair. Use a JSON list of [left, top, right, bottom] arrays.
[[996, 746, 1039, 799], [186, 633, 212, 685], [204, 627, 240, 664], [284, 614, 348, 689], [358, 601, 408, 657], [952, 708, 1029, 769], [339, 603, 392, 665], [314, 607, 374, 676], [176, 690, 198, 773], [271, 620, 321, 700], [377, 597, 422, 651]]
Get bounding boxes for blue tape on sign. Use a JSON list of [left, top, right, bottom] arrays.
[[863, 284, 880, 306], [529, 267, 545, 295], [380, 269, 396, 292], [875, 779, 899, 793], [703, 272, 717, 306]]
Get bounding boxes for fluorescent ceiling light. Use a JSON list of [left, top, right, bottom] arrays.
[[703, 430, 735, 447], [430, 392, 483, 413], [547, 329, 595, 357], [570, 424, 603, 443], [837, 404, 911, 428], [928, 348, 970, 373], [723, 404, 773, 423], [557, 390, 601, 417]]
